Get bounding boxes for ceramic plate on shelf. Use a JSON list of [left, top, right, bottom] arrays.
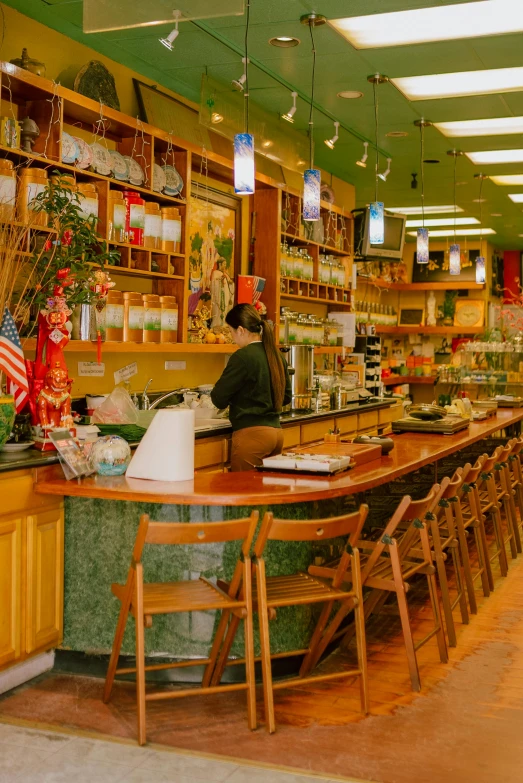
[[123, 156, 144, 186], [162, 164, 183, 196], [61, 132, 79, 165], [73, 136, 93, 170], [1, 441, 35, 452], [90, 142, 112, 176], [153, 163, 166, 193], [109, 150, 129, 181]]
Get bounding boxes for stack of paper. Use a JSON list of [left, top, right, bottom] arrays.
[[262, 452, 352, 473]]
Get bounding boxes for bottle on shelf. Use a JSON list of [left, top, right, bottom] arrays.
[[108, 190, 126, 242]]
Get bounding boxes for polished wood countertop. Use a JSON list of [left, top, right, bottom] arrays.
[[34, 410, 523, 507]]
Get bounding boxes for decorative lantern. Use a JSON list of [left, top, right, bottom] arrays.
[[475, 256, 486, 284], [449, 244, 461, 275], [369, 201, 384, 245], [303, 168, 321, 221], [234, 132, 255, 195], [417, 227, 429, 264]]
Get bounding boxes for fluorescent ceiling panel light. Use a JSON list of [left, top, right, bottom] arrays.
[[466, 149, 523, 164], [407, 228, 496, 237], [490, 174, 523, 185], [329, 1, 523, 49], [435, 116, 523, 138], [387, 205, 463, 215], [508, 194, 523, 202], [392, 67, 523, 102], [406, 217, 479, 228]]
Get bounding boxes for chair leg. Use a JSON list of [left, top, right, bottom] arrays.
[[503, 467, 522, 554], [472, 522, 491, 598], [501, 493, 518, 560], [486, 479, 509, 576], [454, 504, 478, 613], [243, 558, 257, 731], [103, 571, 135, 704], [472, 488, 495, 591], [210, 615, 241, 688], [389, 540, 421, 692], [299, 600, 336, 677], [352, 549, 369, 715], [202, 609, 231, 688], [134, 564, 147, 746], [256, 558, 276, 734], [430, 521, 458, 647], [425, 565, 449, 664]]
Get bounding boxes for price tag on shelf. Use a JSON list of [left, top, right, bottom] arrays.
[[78, 362, 105, 377], [114, 362, 138, 385]]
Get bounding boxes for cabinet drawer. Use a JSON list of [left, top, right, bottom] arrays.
[[301, 418, 334, 445], [358, 410, 378, 431], [378, 404, 402, 425], [335, 415, 358, 436], [0, 472, 57, 516], [282, 426, 301, 449], [195, 437, 229, 470]]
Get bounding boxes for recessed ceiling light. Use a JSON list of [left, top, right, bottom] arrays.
[[509, 194, 523, 202], [456, 181, 468, 186], [435, 115, 523, 138], [391, 66, 523, 102], [406, 217, 479, 228], [269, 36, 300, 47], [211, 112, 224, 124], [387, 205, 463, 215], [518, 234, 523, 237], [407, 228, 496, 237], [337, 90, 364, 99], [386, 130, 408, 138], [261, 139, 273, 148], [467, 149, 523, 164], [505, 224, 514, 227], [490, 213, 503, 217], [329, 1, 523, 49], [473, 198, 488, 203], [490, 174, 523, 185]]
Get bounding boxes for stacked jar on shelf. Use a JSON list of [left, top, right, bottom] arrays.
[[280, 308, 341, 347], [107, 189, 182, 253], [279, 243, 314, 280], [353, 299, 397, 327]]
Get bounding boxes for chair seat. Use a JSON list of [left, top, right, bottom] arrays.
[[254, 572, 356, 609], [112, 578, 245, 616]]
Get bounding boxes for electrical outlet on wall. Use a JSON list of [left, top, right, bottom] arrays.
[[165, 361, 186, 370]]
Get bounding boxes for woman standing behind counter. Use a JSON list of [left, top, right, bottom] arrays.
[[211, 303, 292, 472]]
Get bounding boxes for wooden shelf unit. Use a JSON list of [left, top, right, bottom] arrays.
[[382, 375, 436, 385], [376, 325, 481, 335], [359, 277, 486, 292]]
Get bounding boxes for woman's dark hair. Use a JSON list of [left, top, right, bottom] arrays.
[[225, 303, 286, 410]]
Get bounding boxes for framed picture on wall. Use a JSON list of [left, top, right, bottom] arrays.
[[412, 248, 479, 283], [188, 185, 241, 328]]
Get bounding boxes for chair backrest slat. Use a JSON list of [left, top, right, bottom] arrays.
[[145, 513, 259, 551]]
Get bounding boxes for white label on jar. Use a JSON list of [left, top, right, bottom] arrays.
[[161, 309, 178, 332], [26, 182, 46, 206], [106, 304, 124, 329], [144, 307, 161, 331], [0, 175, 15, 206], [130, 203, 145, 229], [113, 203, 126, 230], [79, 197, 99, 219], [162, 218, 182, 242], [127, 305, 144, 330], [145, 213, 162, 239]]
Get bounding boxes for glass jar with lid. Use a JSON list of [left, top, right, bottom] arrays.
[[17, 167, 48, 226], [303, 251, 314, 281], [144, 202, 162, 250], [287, 311, 299, 343], [300, 315, 312, 345], [123, 291, 144, 342], [160, 295, 178, 343], [105, 289, 124, 342], [328, 320, 339, 346], [294, 249, 304, 280], [142, 293, 161, 343], [286, 247, 295, 278], [296, 314, 308, 344], [280, 242, 287, 277], [319, 256, 330, 283], [311, 317, 321, 345], [0, 159, 16, 222], [161, 207, 182, 253], [77, 182, 99, 220], [108, 190, 126, 243]]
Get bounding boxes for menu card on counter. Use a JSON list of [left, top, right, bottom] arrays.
[[48, 429, 94, 480]]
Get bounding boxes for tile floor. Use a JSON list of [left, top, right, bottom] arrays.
[[0, 722, 365, 783]]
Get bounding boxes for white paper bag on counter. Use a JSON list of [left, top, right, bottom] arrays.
[[126, 409, 195, 482], [328, 312, 356, 347]]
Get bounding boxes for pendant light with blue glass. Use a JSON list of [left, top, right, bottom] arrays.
[[447, 149, 464, 275], [414, 119, 432, 264], [474, 173, 488, 284], [234, 0, 254, 195], [300, 13, 326, 221], [367, 74, 389, 244]]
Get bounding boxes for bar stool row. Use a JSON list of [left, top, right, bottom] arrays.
[[103, 436, 523, 744]]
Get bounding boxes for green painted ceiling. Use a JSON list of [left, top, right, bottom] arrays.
[[5, 0, 523, 249]]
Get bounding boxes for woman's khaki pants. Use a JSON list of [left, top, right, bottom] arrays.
[[230, 426, 284, 472]]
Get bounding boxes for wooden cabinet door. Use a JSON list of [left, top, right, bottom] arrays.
[[26, 507, 64, 654], [0, 516, 22, 667]]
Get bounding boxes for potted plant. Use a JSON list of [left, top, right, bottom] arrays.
[[442, 290, 458, 326]]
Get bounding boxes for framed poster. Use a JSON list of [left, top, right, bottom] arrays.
[[399, 308, 425, 327], [188, 186, 241, 327], [412, 248, 479, 283]]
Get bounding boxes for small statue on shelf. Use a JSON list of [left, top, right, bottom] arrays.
[[36, 362, 73, 430], [426, 291, 437, 327]]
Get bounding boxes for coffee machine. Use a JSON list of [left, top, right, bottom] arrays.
[[280, 345, 314, 411]]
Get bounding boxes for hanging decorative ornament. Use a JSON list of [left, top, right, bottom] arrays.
[[414, 119, 432, 264], [300, 13, 327, 222], [474, 173, 488, 285], [233, 0, 255, 196], [234, 132, 255, 195], [368, 73, 389, 245], [447, 149, 464, 276]]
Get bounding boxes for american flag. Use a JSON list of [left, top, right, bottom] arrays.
[[0, 307, 29, 412]]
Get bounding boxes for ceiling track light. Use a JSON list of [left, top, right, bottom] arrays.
[[282, 91, 298, 123], [414, 119, 433, 265], [367, 73, 389, 244], [447, 149, 464, 275], [324, 121, 340, 149], [378, 157, 392, 182], [159, 9, 181, 50], [232, 57, 249, 92], [356, 141, 369, 168]]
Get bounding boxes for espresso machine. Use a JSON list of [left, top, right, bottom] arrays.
[[279, 344, 314, 411]]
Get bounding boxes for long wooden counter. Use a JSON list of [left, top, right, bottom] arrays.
[[35, 409, 523, 506]]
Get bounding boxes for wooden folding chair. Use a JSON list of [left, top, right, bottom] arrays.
[[103, 511, 259, 745], [476, 445, 518, 574], [308, 482, 449, 692], [507, 437, 523, 541], [209, 505, 369, 734], [455, 461, 493, 599]]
